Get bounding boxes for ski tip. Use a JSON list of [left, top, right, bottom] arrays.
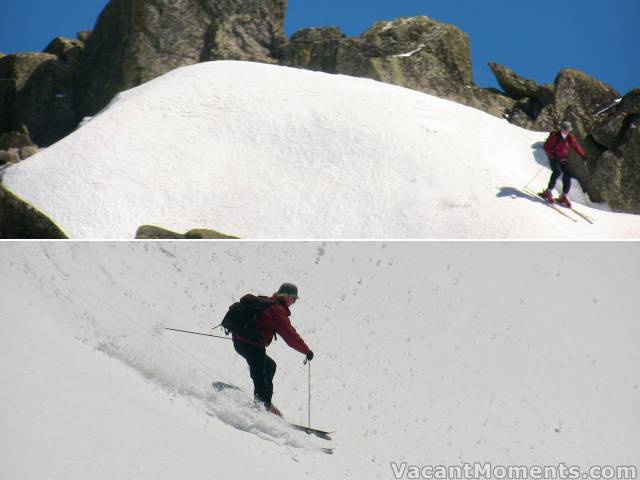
[[288, 423, 334, 439], [211, 381, 242, 392]]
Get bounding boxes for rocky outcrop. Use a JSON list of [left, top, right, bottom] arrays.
[[0, 53, 76, 147], [590, 90, 640, 213], [184, 228, 238, 239], [339, 17, 473, 95], [281, 27, 345, 73], [0, 129, 39, 165], [490, 62, 555, 103], [0, 32, 87, 151], [77, 31, 93, 43], [0, 185, 67, 238], [0, 79, 12, 134], [489, 62, 554, 125], [554, 69, 620, 133], [0, 150, 19, 165], [4, 0, 289, 146], [282, 17, 516, 119], [44, 36, 85, 67], [458, 87, 516, 119], [136, 225, 238, 239], [135, 225, 183, 239], [591, 91, 639, 149], [0, 130, 34, 150], [76, 0, 287, 118], [490, 65, 619, 133], [487, 63, 639, 212]]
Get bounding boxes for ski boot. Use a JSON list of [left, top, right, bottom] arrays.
[[266, 403, 283, 417], [558, 194, 571, 208], [252, 399, 283, 417], [540, 189, 554, 203]]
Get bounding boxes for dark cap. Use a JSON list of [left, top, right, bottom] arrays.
[[560, 121, 573, 131], [277, 283, 298, 297]]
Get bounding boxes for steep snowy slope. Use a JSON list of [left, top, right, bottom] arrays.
[[1, 242, 639, 479], [3, 61, 640, 238]]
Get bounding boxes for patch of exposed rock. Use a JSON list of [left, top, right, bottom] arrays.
[[0, 52, 76, 147], [76, 0, 287, 118], [136, 225, 239, 239], [0, 185, 67, 238], [589, 90, 640, 213], [282, 17, 515, 118], [0, 128, 40, 166]]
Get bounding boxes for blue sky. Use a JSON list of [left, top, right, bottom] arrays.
[[1, 0, 638, 94]]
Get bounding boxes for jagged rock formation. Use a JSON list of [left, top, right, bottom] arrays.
[[0, 185, 67, 238], [490, 64, 620, 132], [489, 62, 637, 212], [0, 52, 76, 147], [44, 36, 85, 68], [341, 17, 473, 97], [136, 225, 238, 239], [488, 63, 555, 127], [281, 27, 345, 73], [75, 0, 287, 118], [0, 128, 39, 165], [590, 90, 640, 213], [282, 17, 515, 118], [0, 30, 89, 156]]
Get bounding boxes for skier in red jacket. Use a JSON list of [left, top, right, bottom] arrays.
[[232, 283, 313, 416], [541, 121, 586, 207]]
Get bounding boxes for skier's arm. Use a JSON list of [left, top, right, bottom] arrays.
[[569, 135, 586, 157], [543, 133, 558, 158], [272, 308, 311, 355]]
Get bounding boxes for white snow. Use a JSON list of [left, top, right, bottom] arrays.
[[1, 241, 639, 479], [3, 60, 640, 239]]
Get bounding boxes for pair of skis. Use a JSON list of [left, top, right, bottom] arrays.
[[288, 422, 333, 441], [521, 187, 595, 224], [211, 382, 334, 454]]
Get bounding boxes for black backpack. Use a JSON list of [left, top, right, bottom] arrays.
[[221, 294, 275, 342]]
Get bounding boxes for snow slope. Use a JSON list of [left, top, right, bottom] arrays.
[[3, 61, 640, 239], [1, 242, 639, 479]]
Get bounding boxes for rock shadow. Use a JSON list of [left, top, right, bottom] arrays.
[[531, 141, 549, 168]]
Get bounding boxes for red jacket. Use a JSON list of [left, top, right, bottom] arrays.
[[544, 131, 586, 160], [235, 296, 311, 355]]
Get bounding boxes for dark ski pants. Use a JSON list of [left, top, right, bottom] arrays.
[[233, 339, 276, 406], [547, 158, 572, 194]]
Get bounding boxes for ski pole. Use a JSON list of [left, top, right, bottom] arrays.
[[523, 165, 546, 189], [164, 327, 231, 340], [308, 361, 311, 429], [303, 356, 311, 428]]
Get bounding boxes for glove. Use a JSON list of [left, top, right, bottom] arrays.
[[306, 350, 314, 361]]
